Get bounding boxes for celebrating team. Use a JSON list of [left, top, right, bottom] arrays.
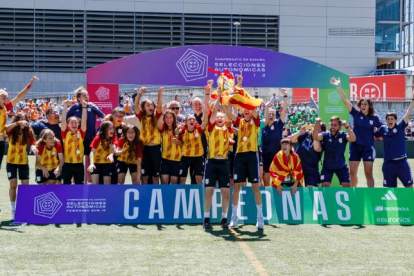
[[0, 75, 413, 229]]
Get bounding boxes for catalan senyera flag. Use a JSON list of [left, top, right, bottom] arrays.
[[269, 150, 304, 187], [208, 68, 263, 110]]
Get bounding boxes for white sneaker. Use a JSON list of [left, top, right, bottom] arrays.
[[12, 210, 15, 221], [230, 215, 239, 228], [256, 216, 264, 230]]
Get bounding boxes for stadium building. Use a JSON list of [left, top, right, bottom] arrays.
[[0, 0, 412, 99]]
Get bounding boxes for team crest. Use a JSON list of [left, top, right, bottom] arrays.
[[338, 138, 343, 143], [369, 120, 373, 125], [393, 128, 397, 133]]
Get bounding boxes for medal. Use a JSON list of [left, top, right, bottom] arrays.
[[76, 150, 80, 154], [77, 133, 80, 139], [243, 136, 247, 141], [52, 151, 56, 155], [118, 129, 122, 134], [195, 133, 199, 138], [87, 108, 91, 112]]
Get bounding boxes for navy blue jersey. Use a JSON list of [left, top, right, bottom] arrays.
[[295, 131, 322, 172], [374, 120, 407, 162], [261, 119, 284, 155], [66, 103, 104, 140], [321, 131, 348, 170], [350, 107, 382, 147], [31, 121, 62, 144]]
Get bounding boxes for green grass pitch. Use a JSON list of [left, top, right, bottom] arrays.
[[0, 157, 414, 275]]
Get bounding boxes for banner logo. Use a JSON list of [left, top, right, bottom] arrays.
[[381, 191, 397, 201], [327, 90, 341, 105], [34, 192, 62, 219], [176, 49, 208, 82], [359, 83, 381, 100], [95, 86, 110, 101]]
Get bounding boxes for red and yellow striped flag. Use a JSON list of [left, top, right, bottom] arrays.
[[269, 151, 304, 188]]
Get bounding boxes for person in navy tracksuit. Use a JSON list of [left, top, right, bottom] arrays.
[[330, 77, 382, 188], [374, 91, 414, 188], [313, 116, 356, 187]]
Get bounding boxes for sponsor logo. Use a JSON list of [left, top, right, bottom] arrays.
[[381, 190, 397, 201], [176, 49, 208, 82], [376, 217, 411, 223], [328, 90, 341, 105], [34, 192, 62, 219], [95, 86, 110, 101], [375, 205, 409, 212]]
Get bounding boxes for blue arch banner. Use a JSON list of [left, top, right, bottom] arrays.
[[87, 45, 349, 89]]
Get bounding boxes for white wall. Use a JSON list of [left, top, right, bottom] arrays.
[[0, 0, 377, 94]]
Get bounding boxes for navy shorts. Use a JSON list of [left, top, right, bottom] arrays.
[[142, 145, 161, 177], [36, 169, 58, 183], [320, 166, 350, 184], [160, 158, 180, 177], [179, 156, 204, 178], [61, 163, 85, 184], [204, 159, 230, 188], [92, 163, 112, 177], [6, 163, 29, 180], [382, 158, 413, 187], [349, 143, 376, 162], [303, 171, 320, 187], [228, 151, 235, 179], [262, 152, 275, 173], [234, 151, 260, 184], [116, 161, 137, 174]]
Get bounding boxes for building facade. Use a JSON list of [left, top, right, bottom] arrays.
[[0, 0, 411, 97]]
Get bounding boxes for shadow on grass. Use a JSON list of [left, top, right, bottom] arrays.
[[205, 225, 270, 242], [321, 224, 366, 230], [0, 220, 25, 233]]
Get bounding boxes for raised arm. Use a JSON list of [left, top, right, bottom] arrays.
[[11, 76, 38, 106], [156, 87, 164, 114], [330, 77, 352, 112], [134, 87, 147, 115], [264, 100, 271, 126], [200, 105, 209, 130], [280, 88, 289, 124], [61, 100, 70, 131], [81, 101, 87, 133], [210, 87, 221, 125], [225, 105, 237, 122], [251, 108, 258, 119], [343, 120, 356, 142], [404, 90, 414, 124], [312, 118, 323, 142], [290, 125, 306, 143]]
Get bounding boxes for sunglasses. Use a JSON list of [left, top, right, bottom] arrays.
[[171, 107, 180, 110]]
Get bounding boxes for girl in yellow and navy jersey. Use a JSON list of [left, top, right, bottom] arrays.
[[5, 112, 36, 220], [0, 76, 38, 170], [134, 87, 163, 184], [35, 129, 64, 185], [203, 91, 234, 230], [88, 121, 117, 185], [115, 125, 143, 184], [60, 100, 87, 184], [157, 109, 181, 184]]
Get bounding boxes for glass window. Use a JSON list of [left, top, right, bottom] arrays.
[[376, 0, 400, 21], [375, 23, 400, 52]]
